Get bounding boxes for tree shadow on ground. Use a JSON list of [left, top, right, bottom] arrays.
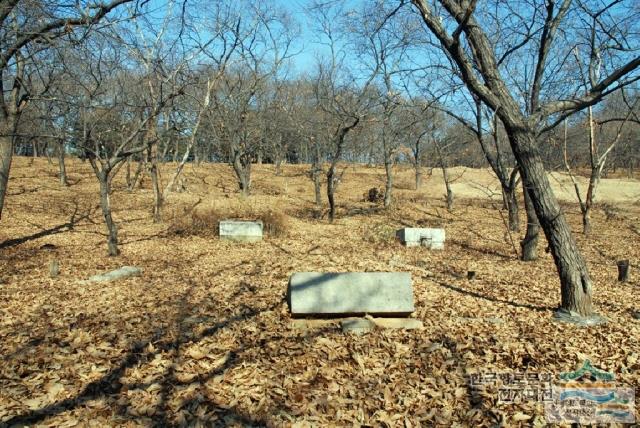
[[2, 261, 274, 427], [433, 280, 554, 312], [448, 239, 515, 261], [4, 299, 277, 427], [0, 203, 94, 249]]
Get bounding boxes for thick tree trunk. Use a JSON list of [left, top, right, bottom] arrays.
[[508, 128, 593, 316], [98, 171, 119, 256], [0, 121, 15, 220], [57, 140, 69, 186], [384, 158, 393, 208], [520, 182, 539, 261]]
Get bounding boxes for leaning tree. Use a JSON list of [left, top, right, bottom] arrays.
[[404, 0, 640, 318]]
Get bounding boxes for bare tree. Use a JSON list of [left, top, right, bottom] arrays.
[[563, 94, 639, 235], [309, 1, 380, 221], [61, 28, 183, 255], [0, 0, 135, 220], [408, 0, 640, 318], [209, 2, 297, 196]]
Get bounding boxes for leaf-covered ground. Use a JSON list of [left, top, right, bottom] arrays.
[[1, 157, 639, 427]]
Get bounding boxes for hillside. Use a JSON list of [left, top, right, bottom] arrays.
[[1, 157, 639, 426]]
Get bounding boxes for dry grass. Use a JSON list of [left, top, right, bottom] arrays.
[[168, 203, 290, 238], [1, 157, 640, 427]]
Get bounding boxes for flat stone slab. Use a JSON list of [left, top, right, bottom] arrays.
[[372, 318, 423, 329], [553, 308, 607, 326], [85, 266, 141, 283], [397, 228, 445, 249], [219, 220, 263, 242], [290, 318, 423, 332], [287, 272, 414, 316], [341, 318, 375, 335]]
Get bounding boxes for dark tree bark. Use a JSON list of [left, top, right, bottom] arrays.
[[0, 119, 16, 219], [520, 181, 540, 261], [231, 144, 252, 196], [508, 128, 592, 314]]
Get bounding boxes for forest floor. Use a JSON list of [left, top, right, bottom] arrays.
[[1, 157, 639, 427]]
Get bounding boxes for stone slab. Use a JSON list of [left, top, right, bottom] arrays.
[[287, 272, 414, 316], [341, 318, 375, 335], [371, 318, 423, 329], [397, 228, 445, 249], [86, 266, 141, 283], [219, 220, 263, 242], [289, 317, 423, 331]]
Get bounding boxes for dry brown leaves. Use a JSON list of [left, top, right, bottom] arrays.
[[0, 158, 639, 427]]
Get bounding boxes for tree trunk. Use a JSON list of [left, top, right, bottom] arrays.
[[582, 172, 597, 236], [327, 165, 336, 222], [57, 140, 69, 186], [415, 167, 422, 190], [147, 143, 162, 223], [508, 128, 593, 316], [520, 182, 539, 261], [504, 185, 519, 232], [312, 140, 323, 206], [0, 121, 15, 220], [384, 157, 393, 208], [127, 160, 144, 192], [232, 149, 251, 196], [126, 157, 132, 189], [98, 171, 119, 256], [442, 166, 453, 210], [314, 171, 322, 206]]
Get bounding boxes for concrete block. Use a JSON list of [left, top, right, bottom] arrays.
[[219, 220, 263, 242], [396, 228, 445, 249], [287, 272, 414, 316]]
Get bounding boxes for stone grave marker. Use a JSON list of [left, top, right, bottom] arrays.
[[219, 220, 263, 242], [287, 272, 414, 317], [396, 228, 445, 249]]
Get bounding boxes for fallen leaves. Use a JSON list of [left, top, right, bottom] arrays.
[[1, 158, 639, 426]]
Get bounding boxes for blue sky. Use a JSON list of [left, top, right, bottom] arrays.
[[273, 0, 332, 75]]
